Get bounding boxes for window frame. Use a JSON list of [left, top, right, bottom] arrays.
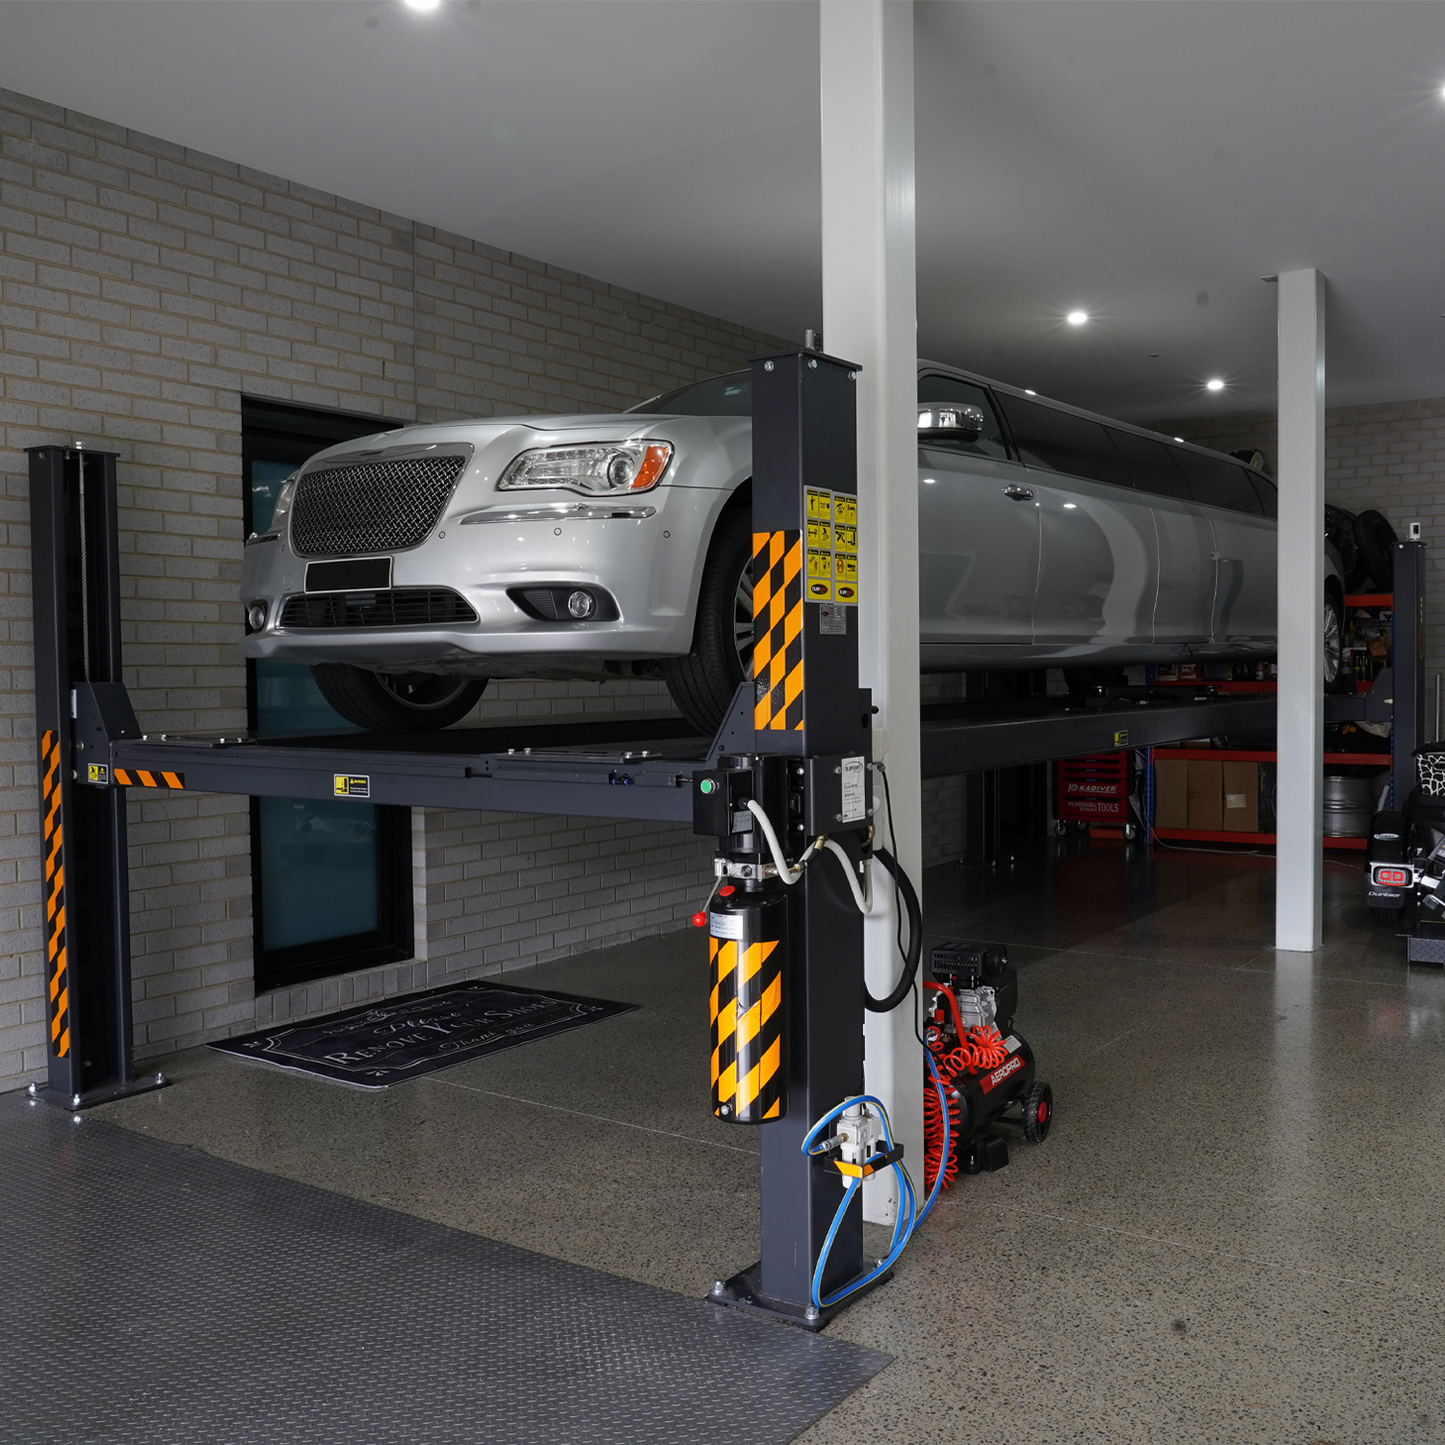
[[241, 397, 413, 994]]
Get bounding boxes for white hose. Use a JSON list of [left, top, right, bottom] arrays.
[[745, 798, 809, 883], [822, 839, 873, 913]]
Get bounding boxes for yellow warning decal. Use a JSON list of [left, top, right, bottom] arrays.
[[833, 495, 857, 526], [834, 553, 858, 584], [805, 487, 832, 521], [334, 774, 371, 798], [806, 518, 831, 548], [86, 763, 110, 785], [806, 577, 833, 602]]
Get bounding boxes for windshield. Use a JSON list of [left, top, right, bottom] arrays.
[[630, 371, 751, 416]]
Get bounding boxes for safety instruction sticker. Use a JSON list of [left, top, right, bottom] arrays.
[[334, 774, 370, 798], [86, 763, 110, 785], [803, 488, 860, 606], [840, 755, 867, 823]]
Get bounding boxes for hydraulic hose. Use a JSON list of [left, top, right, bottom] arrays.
[[864, 846, 922, 1013]]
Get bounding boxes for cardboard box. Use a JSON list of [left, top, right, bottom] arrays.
[[1187, 760, 1223, 831], [1221, 759, 1259, 832], [1154, 758, 1190, 829]]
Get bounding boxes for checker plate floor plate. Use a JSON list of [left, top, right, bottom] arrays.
[[0, 1093, 889, 1444]]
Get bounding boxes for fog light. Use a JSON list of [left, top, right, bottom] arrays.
[[566, 589, 596, 619], [246, 600, 268, 631]]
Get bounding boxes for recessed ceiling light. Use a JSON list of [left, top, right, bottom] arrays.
[[1174, 437, 1185, 443], [1066, 310, 1089, 326], [1205, 378, 1225, 392], [403, 0, 441, 11], [923, 478, 936, 484], [1024, 389, 1037, 396]]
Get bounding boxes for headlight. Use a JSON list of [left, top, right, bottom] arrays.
[[270, 472, 300, 523], [497, 441, 673, 496]]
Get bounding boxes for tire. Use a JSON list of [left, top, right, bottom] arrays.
[[1354, 510, 1398, 592], [1023, 1081, 1053, 1144], [1322, 589, 1345, 690], [1054, 820, 1068, 837], [311, 664, 488, 731], [662, 507, 753, 736], [1324, 504, 1362, 591]]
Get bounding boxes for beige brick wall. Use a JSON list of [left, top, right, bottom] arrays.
[[1169, 398, 1445, 685], [0, 87, 787, 1088]]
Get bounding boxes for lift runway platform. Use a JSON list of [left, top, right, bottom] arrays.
[[103, 688, 1278, 822]]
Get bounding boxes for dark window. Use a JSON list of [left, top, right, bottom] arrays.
[[916, 374, 1010, 460], [994, 393, 1132, 489], [1106, 427, 1194, 501], [630, 371, 751, 415], [241, 398, 414, 994], [1172, 447, 1266, 515], [1248, 470, 1278, 519]]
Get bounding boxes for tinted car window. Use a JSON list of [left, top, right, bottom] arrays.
[[994, 394, 1132, 489], [1173, 448, 1265, 515], [1107, 428, 1193, 501], [631, 371, 751, 415], [1248, 470, 1278, 519], [916, 374, 1009, 460]]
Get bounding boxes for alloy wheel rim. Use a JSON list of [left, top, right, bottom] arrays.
[[733, 561, 755, 680], [1323, 601, 1341, 683]]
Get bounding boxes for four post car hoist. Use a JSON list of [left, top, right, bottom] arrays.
[[46, 350, 1345, 1327]]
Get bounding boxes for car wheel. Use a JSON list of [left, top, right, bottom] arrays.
[[1354, 510, 1398, 593], [662, 507, 753, 736], [311, 664, 488, 731], [1322, 589, 1345, 689]]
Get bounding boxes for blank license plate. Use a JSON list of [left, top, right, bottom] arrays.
[[305, 558, 392, 592]]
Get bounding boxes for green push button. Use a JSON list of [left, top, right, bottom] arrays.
[[699, 778, 716, 794]]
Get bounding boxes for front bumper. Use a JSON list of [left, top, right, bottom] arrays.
[[241, 488, 720, 674]]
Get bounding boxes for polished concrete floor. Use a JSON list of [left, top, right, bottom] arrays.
[[94, 839, 1445, 1443]]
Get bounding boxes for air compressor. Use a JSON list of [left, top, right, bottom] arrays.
[[923, 940, 1053, 1192]]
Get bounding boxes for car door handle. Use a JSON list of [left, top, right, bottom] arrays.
[[1003, 485, 1035, 501]]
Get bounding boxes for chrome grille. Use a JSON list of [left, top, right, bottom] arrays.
[[279, 588, 478, 630], [290, 455, 467, 557]]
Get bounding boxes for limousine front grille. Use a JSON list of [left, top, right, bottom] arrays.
[[279, 588, 478, 630], [289, 455, 467, 557]]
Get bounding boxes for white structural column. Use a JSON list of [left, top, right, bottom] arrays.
[[1275, 268, 1326, 951], [819, 0, 923, 1224]]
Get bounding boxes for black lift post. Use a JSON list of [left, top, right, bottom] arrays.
[[27, 445, 163, 1108]]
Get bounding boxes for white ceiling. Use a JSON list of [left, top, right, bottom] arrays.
[[0, 0, 1443, 423]]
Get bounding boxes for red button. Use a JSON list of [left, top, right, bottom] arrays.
[[719, 885, 735, 896]]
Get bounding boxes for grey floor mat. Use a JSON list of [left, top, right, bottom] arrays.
[[0, 1092, 889, 1445]]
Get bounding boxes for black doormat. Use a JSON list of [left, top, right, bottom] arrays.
[[211, 981, 634, 1087]]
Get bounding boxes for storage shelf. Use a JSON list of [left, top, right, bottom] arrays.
[[1152, 827, 1369, 851], [1153, 748, 1391, 765], [1148, 679, 1277, 692]]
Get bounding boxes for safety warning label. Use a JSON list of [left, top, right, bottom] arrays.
[[802, 488, 860, 606]]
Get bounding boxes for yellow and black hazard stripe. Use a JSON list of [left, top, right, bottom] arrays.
[[113, 768, 184, 789], [40, 731, 69, 1060], [709, 933, 785, 1123], [752, 530, 804, 733]]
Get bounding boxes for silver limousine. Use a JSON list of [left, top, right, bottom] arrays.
[[241, 364, 1342, 734]]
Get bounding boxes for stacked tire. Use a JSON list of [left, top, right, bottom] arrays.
[[1325, 504, 1398, 593]]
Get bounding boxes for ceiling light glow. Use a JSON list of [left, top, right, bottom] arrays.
[[1066, 310, 1089, 326], [1024, 388, 1037, 396], [403, 0, 442, 11], [1205, 378, 1225, 392], [1174, 437, 1185, 443]]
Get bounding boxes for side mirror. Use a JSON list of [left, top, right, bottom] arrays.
[[918, 404, 984, 445]]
